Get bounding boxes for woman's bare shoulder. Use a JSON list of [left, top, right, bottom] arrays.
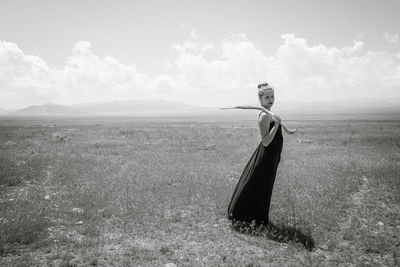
[[258, 111, 270, 123]]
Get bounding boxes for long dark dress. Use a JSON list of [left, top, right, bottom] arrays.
[[228, 121, 283, 224]]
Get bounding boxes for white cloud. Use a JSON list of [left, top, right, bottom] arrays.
[[0, 41, 51, 89], [59, 41, 152, 104], [0, 41, 54, 108], [190, 29, 200, 39], [383, 32, 399, 44], [266, 34, 400, 101], [167, 33, 269, 106], [0, 40, 157, 108], [1, 34, 400, 109], [166, 33, 400, 106]]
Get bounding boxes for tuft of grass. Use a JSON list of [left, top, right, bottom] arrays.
[[231, 220, 315, 251], [0, 156, 24, 186], [0, 186, 51, 253]]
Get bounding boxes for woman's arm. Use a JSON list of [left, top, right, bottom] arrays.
[[259, 112, 280, 147], [220, 106, 297, 134]]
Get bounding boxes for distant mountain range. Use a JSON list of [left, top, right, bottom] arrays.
[[274, 100, 400, 120], [9, 103, 89, 116], [0, 108, 9, 115], [1, 99, 399, 120], [275, 99, 400, 114], [71, 99, 207, 115], [3, 100, 216, 117]]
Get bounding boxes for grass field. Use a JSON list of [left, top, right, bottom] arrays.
[[0, 117, 399, 266]]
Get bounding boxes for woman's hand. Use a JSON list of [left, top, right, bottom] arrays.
[[272, 114, 281, 124]]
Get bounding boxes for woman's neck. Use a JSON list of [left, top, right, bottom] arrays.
[[262, 105, 271, 111]]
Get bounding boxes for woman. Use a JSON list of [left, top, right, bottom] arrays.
[[227, 82, 283, 225]]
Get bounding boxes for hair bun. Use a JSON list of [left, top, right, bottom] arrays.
[[257, 82, 269, 89]]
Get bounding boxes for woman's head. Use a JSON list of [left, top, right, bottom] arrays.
[[257, 82, 275, 109]]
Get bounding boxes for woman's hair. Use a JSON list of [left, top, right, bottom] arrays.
[[257, 82, 274, 98]]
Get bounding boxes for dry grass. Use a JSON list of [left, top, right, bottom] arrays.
[[0, 118, 399, 266]]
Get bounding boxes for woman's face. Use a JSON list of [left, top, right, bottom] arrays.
[[259, 89, 275, 109]]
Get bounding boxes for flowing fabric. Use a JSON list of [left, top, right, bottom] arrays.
[[228, 121, 283, 224]]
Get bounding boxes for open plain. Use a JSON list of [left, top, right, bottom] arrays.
[[0, 116, 399, 266]]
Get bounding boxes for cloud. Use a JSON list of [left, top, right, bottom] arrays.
[[0, 41, 54, 108], [0, 40, 157, 108], [168, 33, 269, 106], [59, 41, 152, 103], [383, 32, 399, 44], [0, 41, 51, 89], [167, 33, 400, 106], [266, 34, 400, 101], [1, 34, 400, 109]]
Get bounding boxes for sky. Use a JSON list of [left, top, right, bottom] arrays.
[[0, 0, 400, 109]]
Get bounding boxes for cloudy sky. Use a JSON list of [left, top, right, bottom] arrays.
[[1, 0, 399, 109]]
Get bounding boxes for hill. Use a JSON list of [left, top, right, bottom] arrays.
[[11, 103, 89, 116], [71, 99, 209, 115], [0, 108, 10, 115], [3, 99, 399, 120]]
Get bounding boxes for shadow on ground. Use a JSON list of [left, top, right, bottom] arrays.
[[231, 220, 315, 251]]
